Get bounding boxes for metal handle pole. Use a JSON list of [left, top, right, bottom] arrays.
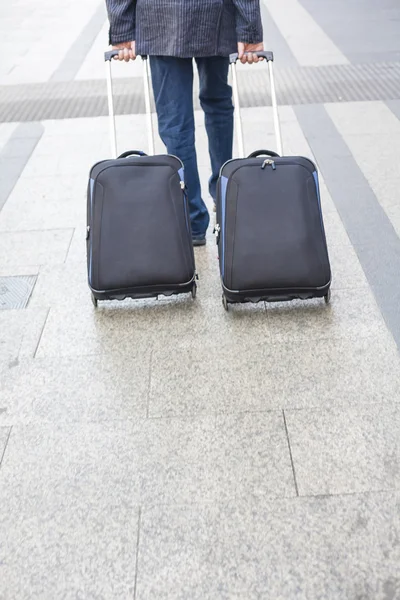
[[105, 60, 118, 158], [268, 60, 283, 156], [143, 58, 155, 156], [231, 62, 245, 159]]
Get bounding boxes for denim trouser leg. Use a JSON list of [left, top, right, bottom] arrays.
[[150, 56, 210, 238], [196, 57, 234, 201]]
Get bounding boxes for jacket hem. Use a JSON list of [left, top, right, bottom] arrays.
[[109, 31, 136, 45], [136, 43, 237, 58]]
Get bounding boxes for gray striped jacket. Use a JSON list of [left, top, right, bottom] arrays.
[[105, 0, 263, 57]]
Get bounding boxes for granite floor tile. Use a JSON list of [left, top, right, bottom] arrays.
[[136, 493, 400, 600], [0, 123, 17, 147], [285, 405, 400, 496], [149, 334, 400, 417], [0, 426, 11, 463], [326, 101, 399, 136], [0, 413, 294, 508], [138, 411, 295, 504], [323, 210, 353, 247], [33, 132, 109, 159], [34, 282, 389, 360], [315, 179, 338, 216], [65, 226, 86, 263], [0, 193, 85, 231], [0, 229, 74, 267], [385, 204, 400, 240], [191, 244, 221, 299], [0, 422, 143, 507], [35, 299, 269, 359], [1, 135, 42, 160], [8, 174, 86, 203], [265, 288, 386, 341], [0, 494, 138, 600], [29, 261, 90, 308], [0, 157, 26, 183], [0, 351, 151, 424], [0, 308, 48, 366], [323, 127, 400, 210], [0, 264, 39, 277], [328, 243, 369, 290], [20, 152, 91, 178]]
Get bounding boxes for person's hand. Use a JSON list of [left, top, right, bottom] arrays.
[[112, 41, 136, 62], [238, 42, 264, 64]]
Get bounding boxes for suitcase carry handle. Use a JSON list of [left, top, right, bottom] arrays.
[[230, 50, 283, 158], [247, 149, 280, 158], [104, 51, 155, 158], [229, 51, 274, 64], [118, 150, 147, 158]]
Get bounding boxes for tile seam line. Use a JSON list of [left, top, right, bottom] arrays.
[[90, 489, 397, 513], [64, 228, 77, 264], [0, 426, 12, 469], [0, 228, 76, 234], [33, 308, 50, 359], [2, 400, 400, 428], [282, 410, 299, 497]]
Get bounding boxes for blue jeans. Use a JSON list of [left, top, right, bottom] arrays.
[[150, 56, 234, 238]]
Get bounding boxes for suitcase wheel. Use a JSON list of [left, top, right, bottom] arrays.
[[91, 293, 98, 308], [191, 283, 197, 300], [324, 289, 331, 305], [222, 294, 229, 311]]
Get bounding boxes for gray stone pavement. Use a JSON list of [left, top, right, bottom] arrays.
[[1, 1, 400, 599]]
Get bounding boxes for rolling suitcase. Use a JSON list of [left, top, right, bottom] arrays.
[[87, 52, 197, 307], [215, 51, 331, 311]]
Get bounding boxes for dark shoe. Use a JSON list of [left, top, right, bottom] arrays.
[[192, 236, 206, 247]]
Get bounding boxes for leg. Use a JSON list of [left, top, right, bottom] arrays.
[[196, 57, 234, 202], [149, 56, 210, 239]]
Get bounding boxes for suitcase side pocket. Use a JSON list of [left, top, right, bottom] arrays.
[[87, 177, 105, 291], [224, 177, 239, 291]]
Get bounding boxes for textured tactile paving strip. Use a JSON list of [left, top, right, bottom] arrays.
[[0, 276, 37, 310], [1, 61, 400, 122]]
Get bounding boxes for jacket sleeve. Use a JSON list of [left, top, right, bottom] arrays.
[[232, 0, 263, 44], [106, 0, 137, 45]]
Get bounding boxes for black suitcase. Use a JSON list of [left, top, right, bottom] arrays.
[[215, 52, 331, 310], [87, 53, 196, 307]]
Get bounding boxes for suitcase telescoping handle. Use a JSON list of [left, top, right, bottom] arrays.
[[229, 51, 283, 158], [104, 51, 155, 158]]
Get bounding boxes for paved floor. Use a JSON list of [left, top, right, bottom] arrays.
[[1, 1, 400, 599]]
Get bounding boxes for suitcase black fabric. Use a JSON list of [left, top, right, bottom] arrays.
[[87, 151, 196, 304], [87, 52, 196, 307], [216, 51, 331, 309], [216, 151, 331, 306]]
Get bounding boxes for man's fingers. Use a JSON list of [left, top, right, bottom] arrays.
[[123, 47, 130, 62], [237, 42, 265, 66]]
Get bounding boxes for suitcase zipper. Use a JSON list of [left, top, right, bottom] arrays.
[[261, 159, 276, 170]]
